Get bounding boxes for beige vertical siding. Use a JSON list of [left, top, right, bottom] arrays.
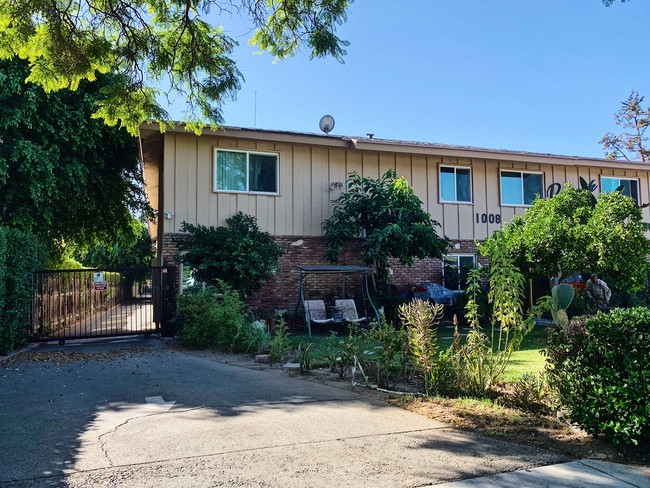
[[410, 155, 428, 205], [362, 152, 380, 179], [163, 132, 650, 240], [311, 147, 329, 236], [472, 159, 488, 241], [427, 156, 443, 227], [293, 145, 310, 235], [274, 144, 293, 235]]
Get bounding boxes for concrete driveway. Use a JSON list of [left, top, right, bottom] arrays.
[[0, 337, 638, 487]]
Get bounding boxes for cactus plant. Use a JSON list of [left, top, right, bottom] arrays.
[[550, 283, 575, 327], [553, 283, 575, 310], [555, 309, 569, 328]]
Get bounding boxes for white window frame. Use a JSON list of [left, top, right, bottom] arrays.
[[443, 254, 476, 291], [499, 170, 544, 207], [600, 176, 640, 205], [213, 148, 280, 195], [439, 165, 473, 203]]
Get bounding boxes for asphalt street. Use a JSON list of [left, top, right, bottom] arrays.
[[0, 337, 645, 487]]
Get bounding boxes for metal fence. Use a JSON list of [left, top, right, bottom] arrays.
[[31, 267, 170, 342]]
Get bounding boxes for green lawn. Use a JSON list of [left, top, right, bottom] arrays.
[[290, 321, 548, 381], [502, 348, 546, 381], [503, 325, 547, 381]]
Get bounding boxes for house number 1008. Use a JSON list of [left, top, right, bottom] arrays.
[[476, 213, 501, 224]]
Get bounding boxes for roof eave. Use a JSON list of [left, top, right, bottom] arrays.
[[139, 122, 649, 170]]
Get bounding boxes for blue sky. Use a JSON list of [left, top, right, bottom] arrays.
[[167, 1, 650, 159]]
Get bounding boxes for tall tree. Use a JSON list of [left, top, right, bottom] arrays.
[[77, 217, 154, 269], [0, 58, 151, 252], [600, 90, 650, 162], [323, 170, 449, 291], [481, 185, 649, 292], [0, 0, 351, 135]]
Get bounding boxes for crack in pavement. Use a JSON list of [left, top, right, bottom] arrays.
[[5, 423, 458, 486], [102, 420, 454, 468], [94, 397, 374, 465], [96, 406, 205, 466]]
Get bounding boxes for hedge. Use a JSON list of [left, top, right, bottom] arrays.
[[0, 227, 47, 354], [545, 308, 650, 446]]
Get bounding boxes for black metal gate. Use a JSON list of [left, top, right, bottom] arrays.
[[31, 266, 174, 342]]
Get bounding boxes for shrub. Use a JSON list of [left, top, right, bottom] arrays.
[[176, 281, 247, 350], [545, 308, 650, 446], [176, 212, 283, 296], [0, 227, 47, 354], [567, 293, 595, 318], [357, 318, 408, 389], [49, 255, 85, 270], [326, 330, 365, 380], [233, 321, 270, 355]]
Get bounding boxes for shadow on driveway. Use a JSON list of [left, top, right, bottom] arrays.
[[0, 337, 563, 487]]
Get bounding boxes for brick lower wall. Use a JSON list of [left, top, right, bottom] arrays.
[[161, 234, 481, 314]]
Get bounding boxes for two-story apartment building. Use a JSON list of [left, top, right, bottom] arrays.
[[139, 123, 650, 309]]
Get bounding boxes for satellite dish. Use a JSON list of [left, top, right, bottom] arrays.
[[319, 115, 335, 134]]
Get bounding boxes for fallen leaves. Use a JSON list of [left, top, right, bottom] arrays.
[[0, 348, 149, 367]]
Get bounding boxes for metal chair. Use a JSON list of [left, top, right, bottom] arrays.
[[304, 300, 335, 336], [334, 299, 367, 324]]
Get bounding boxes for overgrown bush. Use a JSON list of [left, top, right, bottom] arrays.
[[176, 212, 283, 296], [545, 308, 650, 446], [326, 330, 364, 380], [176, 281, 247, 350], [0, 227, 47, 354], [356, 318, 408, 389]]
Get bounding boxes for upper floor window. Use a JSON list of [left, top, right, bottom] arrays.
[[601, 176, 640, 204], [500, 171, 543, 206], [214, 149, 278, 194], [440, 166, 472, 203]]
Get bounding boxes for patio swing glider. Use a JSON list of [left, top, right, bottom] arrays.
[[294, 265, 381, 337]]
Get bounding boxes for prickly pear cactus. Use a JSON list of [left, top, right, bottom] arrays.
[[553, 283, 575, 310], [550, 283, 575, 326]]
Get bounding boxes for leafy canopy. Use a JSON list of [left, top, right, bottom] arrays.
[[75, 217, 154, 269], [0, 0, 351, 135], [600, 90, 650, 162], [323, 170, 449, 288], [0, 58, 151, 253], [176, 212, 284, 296], [481, 184, 650, 291]]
